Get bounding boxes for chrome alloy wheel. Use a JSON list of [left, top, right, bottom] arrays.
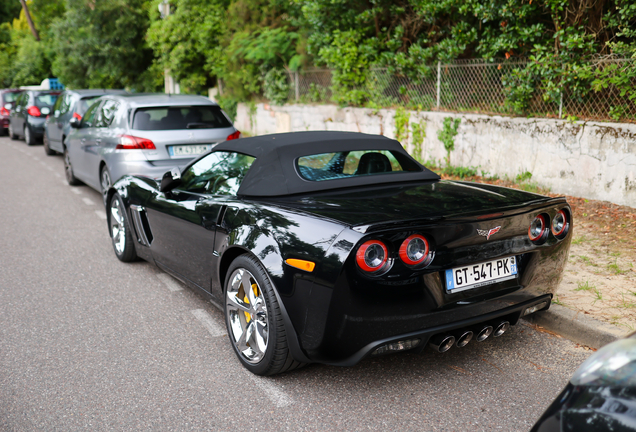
[[100, 168, 111, 205], [226, 268, 269, 364], [109, 198, 126, 255]]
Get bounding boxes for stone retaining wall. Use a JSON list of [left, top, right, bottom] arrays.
[[235, 103, 636, 208]]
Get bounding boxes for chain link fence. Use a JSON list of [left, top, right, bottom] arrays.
[[285, 58, 636, 122]]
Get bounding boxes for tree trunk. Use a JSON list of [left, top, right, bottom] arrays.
[[19, 0, 40, 41]]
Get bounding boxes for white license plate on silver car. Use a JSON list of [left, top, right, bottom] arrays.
[[445, 256, 517, 293], [169, 144, 211, 156]]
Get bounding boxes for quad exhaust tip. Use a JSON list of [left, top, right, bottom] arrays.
[[476, 325, 493, 342], [455, 330, 473, 348], [429, 334, 455, 353], [493, 321, 510, 337]]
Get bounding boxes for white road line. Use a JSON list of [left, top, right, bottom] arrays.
[[33, 156, 40, 161], [82, 197, 95, 206], [95, 210, 107, 220], [45, 166, 53, 171], [54, 172, 61, 178], [70, 188, 82, 194], [191, 309, 226, 337], [156, 272, 184, 292], [246, 374, 294, 408], [61, 180, 68, 186]]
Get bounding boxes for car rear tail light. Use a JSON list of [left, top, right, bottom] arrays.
[[72, 112, 82, 120], [27, 106, 41, 117], [0, 107, 9, 116], [116, 135, 156, 150], [528, 214, 547, 242], [226, 130, 240, 140], [399, 234, 431, 267], [356, 240, 390, 273], [551, 209, 569, 237]]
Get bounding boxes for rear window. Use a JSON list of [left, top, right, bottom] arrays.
[[78, 96, 101, 115], [35, 93, 60, 107], [297, 150, 421, 182], [3, 92, 22, 103], [132, 106, 232, 131]]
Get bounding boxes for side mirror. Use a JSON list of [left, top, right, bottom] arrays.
[[160, 167, 182, 192], [69, 117, 80, 128]]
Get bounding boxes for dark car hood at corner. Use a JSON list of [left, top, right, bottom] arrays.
[[259, 180, 557, 227]]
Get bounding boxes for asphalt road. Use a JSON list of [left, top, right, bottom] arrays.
[[0, 135, 591, 431]]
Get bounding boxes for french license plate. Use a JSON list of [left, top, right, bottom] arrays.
[[445, 256, 517, 293], [169, 144, 210, 156]]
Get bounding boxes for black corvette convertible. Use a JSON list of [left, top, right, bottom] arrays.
[[106, 131, 572, 375]]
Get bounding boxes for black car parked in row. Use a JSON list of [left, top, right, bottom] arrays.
[[0, 89, 24, 135], [9, 90, 60, 145], [106, 131, 573, 376], [43, 89, 127, 155]]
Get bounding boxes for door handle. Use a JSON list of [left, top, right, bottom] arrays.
[[95, 139, 102, 145]]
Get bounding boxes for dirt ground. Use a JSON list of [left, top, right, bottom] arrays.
[[440, 173, 636, 332]]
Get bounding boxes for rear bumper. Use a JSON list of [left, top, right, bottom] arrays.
[[323, 294, 551, 366]]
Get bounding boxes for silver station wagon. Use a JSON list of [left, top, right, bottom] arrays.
[[63, 93, 239, 203]]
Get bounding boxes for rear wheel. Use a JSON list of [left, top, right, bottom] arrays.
[[63, 148, 82, 186], [43, 132, 56, 155], [24, 126, 35, 146], [100, 166, 112, 205], [8, 122, 18, 140], [108, 193, 137, 262], [224, 254, 305, 376]]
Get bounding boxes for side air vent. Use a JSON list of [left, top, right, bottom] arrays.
[[130, 205, 153, 246]]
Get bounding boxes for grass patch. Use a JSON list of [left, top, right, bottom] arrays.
[[578, 255, 597, 266], [575, 281, 594, 291], [552, 295, 565, 306], [572, 236, 588, 245], [607, 260, 626, 274], [593, 288, 603, 303], [442, 165, 478, 178]]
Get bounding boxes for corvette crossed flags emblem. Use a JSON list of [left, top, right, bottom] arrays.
[[477, 226, 501, 240]]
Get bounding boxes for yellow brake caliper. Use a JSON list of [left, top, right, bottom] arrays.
[[243, 283, 259, 322]]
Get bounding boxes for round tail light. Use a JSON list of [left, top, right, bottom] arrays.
[[356, 240, 389, 273], [528, 214, 547, 242], [399, 234, 430, 266], [551, 209, 568, 237]]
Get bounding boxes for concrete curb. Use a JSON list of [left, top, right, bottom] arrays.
[[521, 304, 631, 349]]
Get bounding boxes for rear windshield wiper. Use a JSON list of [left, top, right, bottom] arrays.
[[186, 122, 215, 129]]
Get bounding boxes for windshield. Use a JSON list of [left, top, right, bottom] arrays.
[[3, 92, 22, 103], [35, 93, 60, 107], [78, 96, 101, 115], [180, 152, 256, 195], [297, 150, 421, 182], [132, 106, 232, 131]]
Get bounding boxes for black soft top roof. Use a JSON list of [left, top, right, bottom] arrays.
[[213, 131, 440, 197]]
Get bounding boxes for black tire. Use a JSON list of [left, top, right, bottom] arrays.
[[43, 132, 56, 155], [8, 122, 18, 140], [100, 165, 112, 206], [108, 193, 137, 262], [24, 125, 36, 146], [63, 148, 82, 186], [224, 254, 305, 376]]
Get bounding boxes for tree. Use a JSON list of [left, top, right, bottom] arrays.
[[50, 0, 161, 90]]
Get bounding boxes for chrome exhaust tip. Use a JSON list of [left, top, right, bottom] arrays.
[[429, 334, 456, 353], [455, 330, 473, 348], [476, 325, 493, 342], [493, 321, 510, 337]]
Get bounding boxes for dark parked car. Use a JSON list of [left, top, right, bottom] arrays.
[[105, 131, 573, 376], [8, 90, 60, 145], [0, 89, 24, 135], [43, 89, 127, 156], [532, 332, 636, 432], [64, 93, 239, 204]]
